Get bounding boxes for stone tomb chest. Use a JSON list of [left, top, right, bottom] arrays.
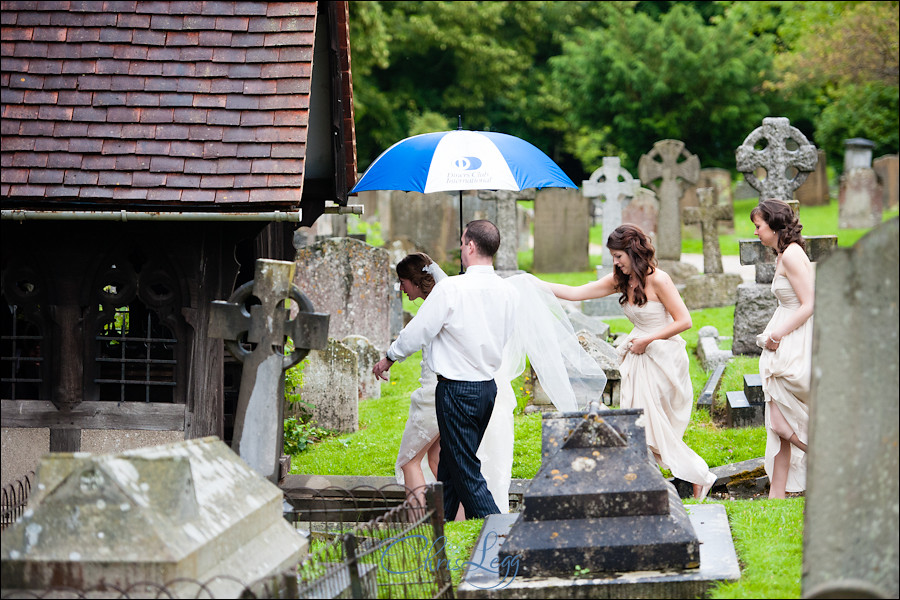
[[0, 437, 306, 597], [498, 408, 700, 576]]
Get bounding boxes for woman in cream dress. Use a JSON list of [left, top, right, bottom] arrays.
[[545, 224, 715, 500], [752, 199, 813, 498]]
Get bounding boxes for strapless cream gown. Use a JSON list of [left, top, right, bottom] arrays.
[[758, 274, 812, 493], [617, 301, 715, 488]]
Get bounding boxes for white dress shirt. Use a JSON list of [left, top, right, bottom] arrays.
[[386, 265, 518, 381]]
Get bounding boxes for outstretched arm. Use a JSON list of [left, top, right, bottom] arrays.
[[544, 273, 618, 302]]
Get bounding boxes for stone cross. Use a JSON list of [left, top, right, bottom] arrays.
[[638, 140, 700, 261], [209, 259, 329, 483], [682, 187, 731, 274], [735, 117, 818, 202], [478, 188, 534, 273], [582, 156, 639, 268]]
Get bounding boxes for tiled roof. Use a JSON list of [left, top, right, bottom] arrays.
[[1, 1, 356, 211]]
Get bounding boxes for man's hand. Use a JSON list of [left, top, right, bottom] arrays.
[[373, 357, 394, 381]]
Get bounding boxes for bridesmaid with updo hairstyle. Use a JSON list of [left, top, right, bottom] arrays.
[[751, 199, 814, 499]]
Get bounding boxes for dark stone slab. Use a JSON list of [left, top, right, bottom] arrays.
[[500, 484, 699, 577], [743, 373, 764, 404], [459, 505, 740, 598], [726, 391, 764, 428], [698, 363, 726, 409]]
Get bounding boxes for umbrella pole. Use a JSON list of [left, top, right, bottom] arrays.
[[458, 190, 464, 274]]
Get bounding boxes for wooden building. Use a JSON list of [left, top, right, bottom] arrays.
[[0, 1, 357, 486]]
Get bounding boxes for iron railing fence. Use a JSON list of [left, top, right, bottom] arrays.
[[0, 471, 34, 532]]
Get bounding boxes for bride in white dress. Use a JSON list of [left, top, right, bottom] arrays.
[[392, 253, 609, 516], [544, 224, 715, 500]]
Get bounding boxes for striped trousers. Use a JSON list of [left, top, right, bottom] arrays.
[[435, 377, 500, 520]]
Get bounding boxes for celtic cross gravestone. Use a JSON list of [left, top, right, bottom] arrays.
[[735, 117, 818, 202], [209, 259, 329, 483], [638, 140, 700, 261], [583, 157, 639, 268]]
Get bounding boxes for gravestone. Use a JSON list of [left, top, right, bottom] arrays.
[[795, 149, 830, 206], [342, 335, 381, 401], [638, 139, 700, 261], [680, 188, 743, 309], [735, 117, 818, 202], [802, 217, 899, 599], [683, 168, 735, 232], [209, 259, 329, 483], [0, 437, 306, 597], [582, 157, 639, 267], [872, 154, 899, 210], [725, 374, 764, 428], [293, 338, 359, 433], [732, 234, 837, 355], [294, 237, 392, 352], [478, 188, 534, 274], [697, 363, 727, 411], [459, 407, 739, 597], [381, 190, 460, 264], [695, 326, 733, 372], [533, 187, 589, 273], [621, 186, 660, 242], [683, 187, 731, 275], [839, 138, 882, 229]]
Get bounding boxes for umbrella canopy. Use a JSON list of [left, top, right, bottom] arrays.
[[350, 129, 576, 272], [351, 130, 577, 194]]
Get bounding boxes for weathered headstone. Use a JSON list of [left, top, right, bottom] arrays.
[[621, 186, 660, 241], [735, 117, 818, 202], [293, 338, 359, 433], [873, 154, 899, 211], [683, 187, 731, 275], [582, 157, 639, 267], [294, 237, 392, 352], [381, 190, 460, 264], [533, 187, 590, 273], [342, 335, 381, 401], [209, 259, 329, 482], [458, 407, 739, 597], [795, 149, 830, 206], [839, 139, 883, 229], [683, 168, 735, 232], [0, 437, 307, 597], [695, 326, 733, 372], [478, 188, 534, 274], [638, 139, 700, 261], [803, 217, 899, 599]]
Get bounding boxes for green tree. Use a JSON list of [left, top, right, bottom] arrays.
[[549, 3, 777, 172]]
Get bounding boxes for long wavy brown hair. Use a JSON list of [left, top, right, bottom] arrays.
[[607, 224, 657, 307], [396, 252, 438, 297], [750, 199, 806, 254]]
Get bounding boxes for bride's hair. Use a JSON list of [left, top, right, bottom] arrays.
[[607, 224, 657, 307], [750, 199, 805, 253], [396, 252, 437, 297]]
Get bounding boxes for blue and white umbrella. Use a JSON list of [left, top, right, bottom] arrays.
[[350, 130, 577, 270]]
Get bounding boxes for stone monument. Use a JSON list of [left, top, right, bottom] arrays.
[[802, 217, 899, 599], [582, 157, 639, 268], [458, 406, 740, 597], [839, 138, 883, 229], [735, 116, 818, 202], [209, 259, 329, 483], [638, 139, 700, 261], [0, 437, 307, 598]]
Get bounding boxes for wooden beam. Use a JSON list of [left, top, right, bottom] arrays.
[[1, 400, 185, 431]]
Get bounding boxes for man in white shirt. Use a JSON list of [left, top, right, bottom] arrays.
[[373, 220, 518, 519]]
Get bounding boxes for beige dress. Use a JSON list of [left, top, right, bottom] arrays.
[[759, 274, 812, 493], [618, 301, 715, 488]]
